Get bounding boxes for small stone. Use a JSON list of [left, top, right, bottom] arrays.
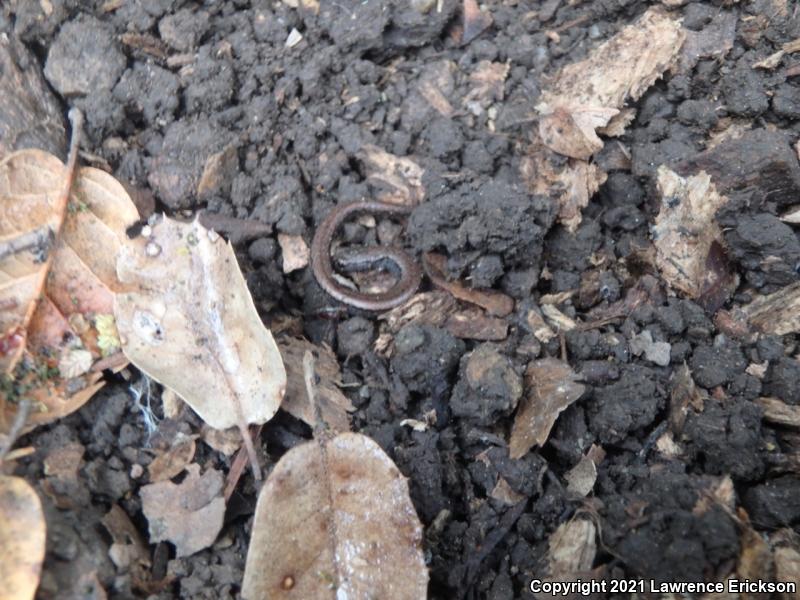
[[145, 241, 162, 257]]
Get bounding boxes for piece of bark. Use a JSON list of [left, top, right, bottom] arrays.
[[742, 281, 800, 335], [0, 35, 66, 160], [675, 129, 800, 208], [757, 397, 800, 428]]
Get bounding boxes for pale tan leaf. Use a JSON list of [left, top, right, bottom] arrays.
[[757, 397, 800, 428], [277, 233, 309, 274], [463, 60, 509, 109], [564, 454, 597, 497], [546, 518, 596, 577], [509, 358, 585, 459], [538, 106, 618, 160], [359, 144, 425, 207], [140, 463, 224, 557], [654, 167, 733, 302], [101, 504, 150, 577], [147, 433, 197, 482], [536, 8, 684, 158], [277, 337, 353, 433], [114, 216, 287, 433], [0, 475, 46, 600], [242, 432, 427, 600], [200, 425, 242, 457]]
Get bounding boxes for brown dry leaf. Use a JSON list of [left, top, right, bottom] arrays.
[[444, 309, 508, 341], [1, 143, 138, 432], [737, 510, 774, 589], [277, 233, 309, 274], [101, 504, 150, 578], [140, 463, 224, 557], [742, 281, 800, 335], [358, 145, 425, 207], [423, 252, 514, 317], [0, 474, 46, 600], [757, 396, 800, 428], [564, 450, 600, 497], [545, 518, 597, 578], [653, 167, 735, 306], [42, 440, 87, 508], [536, 8, 685, 157], [461, 0, 493, 46], [200, 425, 242, 457], [147, 433, 197, 482], [463, 60, 509, 109], [114, 216, 287, 478], [277, 337, 353, 433], [521, 143, 607, 232], [539, 105, 619, 160], [241, 432, 427, 599], [509, 358, 585, 459]]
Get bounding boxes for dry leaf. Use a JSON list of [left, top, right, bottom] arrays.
[[653, 167, 735, 305], [101, 504, 150, 576], [278, 337, 353, 433], [444, 309, 508, 341], [0, 475, 46, 600], [359, 145, 425, 207], [242, 432, 427, 599], [509, 358, 585, 459], [757, 397, 800, 428], [140, 463, 224, 557], [537, 8, 685, 156], [1, 144, 138, 432], [742, 281, 800, 335], [461, 0, 493, 45], [545, 518, 597, 577], [521, 145, 607, 232], [147, 433, 197, 482], [277, 233, 309, 274], [423, 252, 514, 317], [200, 424, 242, 457], [114, 216, 287, 477], [539, 106, 619, 160], [564, 453, 598, 497], [463, 60, 509, 109]]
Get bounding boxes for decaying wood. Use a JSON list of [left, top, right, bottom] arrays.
[[742, 281, 800, 335]]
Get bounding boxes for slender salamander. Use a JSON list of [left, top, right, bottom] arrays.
[[310, 201, 421, 311]]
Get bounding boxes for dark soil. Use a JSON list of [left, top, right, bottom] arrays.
[[4, 0, 800, 598]]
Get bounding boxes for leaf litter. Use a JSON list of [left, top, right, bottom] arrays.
[[522, 7, 685, 231], [242, 351, 427, 600], [1, 109, 139, 433], [114, 215, 287, 479]]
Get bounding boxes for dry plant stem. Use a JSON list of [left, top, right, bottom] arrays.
[[0, 399, 30, 463], [224, 424, 263, 502]]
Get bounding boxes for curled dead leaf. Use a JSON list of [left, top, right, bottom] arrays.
[[509, 358, 585, 459], [242, 432, 427, 599]]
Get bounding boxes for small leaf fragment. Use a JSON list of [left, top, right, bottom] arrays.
[[140, 463, 224, 557], [0, 475, 46, 600], [242, 432, 427, 600], [509, 358, 585, 459]]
